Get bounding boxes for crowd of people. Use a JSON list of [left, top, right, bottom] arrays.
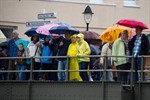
[[0, 26, 149, 84]]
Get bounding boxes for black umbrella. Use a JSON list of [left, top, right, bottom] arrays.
[[0, 41, 8, 47]]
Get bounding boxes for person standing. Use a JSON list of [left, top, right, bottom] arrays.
[[15, 43, 27, 80], [67, 34, 82, 81], [76, 33, 91, 81], [100, 42, 114, 81], [51, 35, 64, 81], [0, 46, 8, 80], [112, 30, 131, 84], [26, 34, 42, 80], [128, 26, 149, 82], [40, 36, 53, 80], [7, 32, 19, 80], [57, 32, 72, 81]]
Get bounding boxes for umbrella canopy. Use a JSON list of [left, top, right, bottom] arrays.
[[24, 28, 46, 38], [0, 41, 8, 47], [49, 22, 79, 34], [15, 38, 29, 50], [36, 23, 59, 35], [116, 19, 148, 29], [24, 28, 37, 37], [99, 25, 132, 42], [80, 31, 100, 40]]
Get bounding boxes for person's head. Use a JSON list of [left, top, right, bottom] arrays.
[[12, 31, 19, 39], [52, 34, 60, 40], [76, 33, 84, 43], [136, 26, 143, 35], [65, 31, 72, 39], [18, 43, 24, 51], [121, 30, 128, 40], [31, 34, 40, 43], [45, 36, 52, 43], [71, 34, 77, 43]]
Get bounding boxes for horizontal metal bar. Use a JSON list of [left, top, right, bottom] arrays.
[[0, 69, 146, 73], [1, 55, 150, 59]]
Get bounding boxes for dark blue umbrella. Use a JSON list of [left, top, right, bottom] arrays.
[[0, 41, 8, 47], [24, 28, 46, 38], [24, 28, 37, 37], [49, 22, 79, 34]]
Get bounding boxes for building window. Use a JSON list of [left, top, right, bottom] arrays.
[[124, 0, 136, 5], [90, 0, 103, 4]]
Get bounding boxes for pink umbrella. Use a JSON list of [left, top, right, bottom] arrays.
[[36, 23, 59, 36]]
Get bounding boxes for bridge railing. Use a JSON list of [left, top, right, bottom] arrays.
[[0, 55, 150, 84]]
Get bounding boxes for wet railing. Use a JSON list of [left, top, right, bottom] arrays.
[[0, 55, 150, 84]]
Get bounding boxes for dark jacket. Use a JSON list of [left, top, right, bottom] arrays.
[[16, 50, 26, 65], [58, 39, 71, 61], [51, 36, 64, 56], [128, 34, 149, 55], [0, 52, 8, 70]]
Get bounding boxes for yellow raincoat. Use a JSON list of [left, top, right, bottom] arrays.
[[67, 40, 82, 81], [76, 33, 91, 62]]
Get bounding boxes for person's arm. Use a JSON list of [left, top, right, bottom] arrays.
[[128, 36, 135, 55], [84, 43, 91, 55], [78, 42, 91, 56], [67, 45, 71, 56], [7, 40, 11, 56], [112, 41, 118, 62], [25, 47, 30, 57], [144, 35, 149, 55], [58, 37, 64, 49], [100, 44, 107, 65]]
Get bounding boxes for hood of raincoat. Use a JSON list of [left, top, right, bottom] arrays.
[[76, 33, 84, 43]]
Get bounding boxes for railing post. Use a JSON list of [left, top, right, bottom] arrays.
[[104, 56, 108, 81], [102, 56, 108, 100], [30, 57, 34, 81], [141, 56, 144, 82], [130, 56, 135, 86], [66, 56, 69, 81]]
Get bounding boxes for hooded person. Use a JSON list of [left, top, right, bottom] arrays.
[[67, 34, 82, 81], [76, 33, 91, 81]]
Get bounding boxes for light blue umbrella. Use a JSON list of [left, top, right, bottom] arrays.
[[15, 38, 29, 50]]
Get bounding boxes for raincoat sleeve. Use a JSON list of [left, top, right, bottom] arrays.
[[67, 44, 71, 56], [78, 42, 91, 56]]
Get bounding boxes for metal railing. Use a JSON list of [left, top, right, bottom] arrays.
[[0, 55, 150, 86]]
